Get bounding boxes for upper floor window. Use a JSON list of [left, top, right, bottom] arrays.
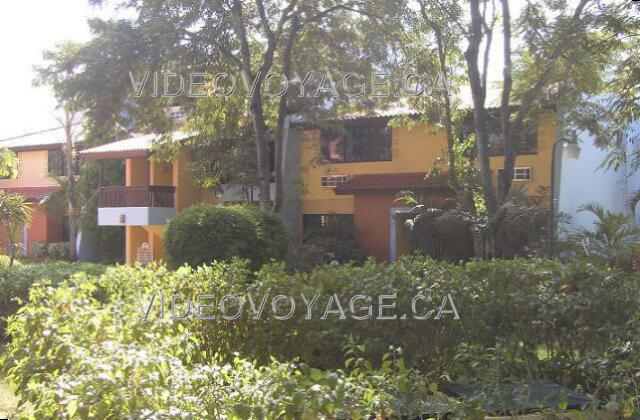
[[48, 149, 65, 176], [321, 123, 392, 163], [462, 112, 538, 156]]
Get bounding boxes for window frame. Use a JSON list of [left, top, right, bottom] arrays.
[[498, 166, 533, 181], [320, 122, 392, 164], [320, 174, 350, 188]]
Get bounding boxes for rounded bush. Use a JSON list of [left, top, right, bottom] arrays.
[[164, 204, 288, 269]]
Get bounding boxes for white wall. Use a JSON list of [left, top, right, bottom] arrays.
[[558, 122, 640, 234]]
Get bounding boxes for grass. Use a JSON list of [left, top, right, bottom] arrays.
[[0, 376, 19, 418]]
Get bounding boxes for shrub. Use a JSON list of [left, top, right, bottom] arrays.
[[303, 215, 363, 264], [28, 242, 49, 261], [48, 242, 71, 260], [1, 263, 430, 418], [2, 258, 639, 417], [285, 243, 327, 272], [0, 254, 11, 270], [0, 261, 107, 341], [164, 205, 288, 269], [28, 242, 72, 262]]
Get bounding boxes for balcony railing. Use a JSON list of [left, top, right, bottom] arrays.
[[99, 186, 175, 208]]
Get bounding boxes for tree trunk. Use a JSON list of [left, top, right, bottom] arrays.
[[7, 228, 15, 266], [433, 26, 459, 193], [465, 0, 499, 258], [465, 0, 497, 217], [498, 0, 515, 203], [248, 89, 273, 210], [273, 19, 300, 213], [64, 111, 78, 260]]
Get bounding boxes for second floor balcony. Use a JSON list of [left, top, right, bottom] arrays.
[[97, 186, 176, 227], [99, 186, 175, 208]]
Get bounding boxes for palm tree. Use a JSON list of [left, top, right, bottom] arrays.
[[573, 201, 640, 268], [0, 192, 33, 266]]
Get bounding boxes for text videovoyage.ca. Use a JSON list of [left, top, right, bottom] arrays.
[[139, 291, 461, 321]]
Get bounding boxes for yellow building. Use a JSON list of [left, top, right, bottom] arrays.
[[80, 132, 216, 265], [289, 109, 556, 261], [0, 126, 79, 256], [81, 109, 557, 265]]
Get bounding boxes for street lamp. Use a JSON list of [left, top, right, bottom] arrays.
[[548, 138, 581, 257]]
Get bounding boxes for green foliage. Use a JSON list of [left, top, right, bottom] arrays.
[[2, 258, 639, 417], [0, 192, 33, 266], [164, 205, 289, 269], [0, 148, 18, 179], [28, 242, 49, 262], [0, 262, 106, 342], [303, 216, 364, 264], [0, 263, 432, 418], [47, 242, 71, 261], [571, 201, 640, 268], [405, 188, 551, 260], [29, 242, 73, 262], [77, 160, 125, 264], [0, 255, 11, 271]]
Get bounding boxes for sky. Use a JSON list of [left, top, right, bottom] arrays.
[[0, 0, 113, 139], [0, 1, 514, 141]]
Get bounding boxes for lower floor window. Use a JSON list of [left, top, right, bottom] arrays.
[[498, 166, 533, 181], [303, 214, 354, 235]]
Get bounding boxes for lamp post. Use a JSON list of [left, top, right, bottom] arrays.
[[548, 138, 581, 258]]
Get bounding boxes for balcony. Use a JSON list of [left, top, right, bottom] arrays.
[[97, 186, 176, 226]]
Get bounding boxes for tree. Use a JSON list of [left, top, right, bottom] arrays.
[[36, 45, 85, 261], [50, 0, 393, 212], [54, 110, 83, 260], [0, 148, 19, 180], [0, 193, 33, 266]]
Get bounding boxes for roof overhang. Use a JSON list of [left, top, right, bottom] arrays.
[[79, 131, 190, 160], [0, 186, 60, 202], [80, 149, 150, 159]]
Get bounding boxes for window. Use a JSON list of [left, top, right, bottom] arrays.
[[461, 112, 538, 156], [498, 167, 532, 181], [169, 107, 187, 123], [303, 214, 354, 233], [321, 175, 349, 187], [48, 150, 65, 176], [321, 123, 392, 163]]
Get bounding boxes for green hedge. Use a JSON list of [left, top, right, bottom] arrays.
[[2, 258, 639, 417], [163, 205, 289, 269], [0, 261, 107, 341]]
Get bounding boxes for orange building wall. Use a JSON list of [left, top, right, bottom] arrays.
[[0, 149, 64, 257], [299, 112, 557, 261], [126, 158, 148, 186], [0, 150, 58, 189], [353, 191, 449, 262], [0, 204, 62, 257], [123, 154, 217, 265], [299, 126, 448, 215]]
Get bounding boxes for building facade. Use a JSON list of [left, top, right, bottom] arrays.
[[283, 110, 557, 261], [82, 109, 558, 265], [80, 132, 218, 265], [0, 127, 75, 256]]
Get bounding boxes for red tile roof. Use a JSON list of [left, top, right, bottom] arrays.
[[0, 186, 60, 202], [334, 172, 448, 195]]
